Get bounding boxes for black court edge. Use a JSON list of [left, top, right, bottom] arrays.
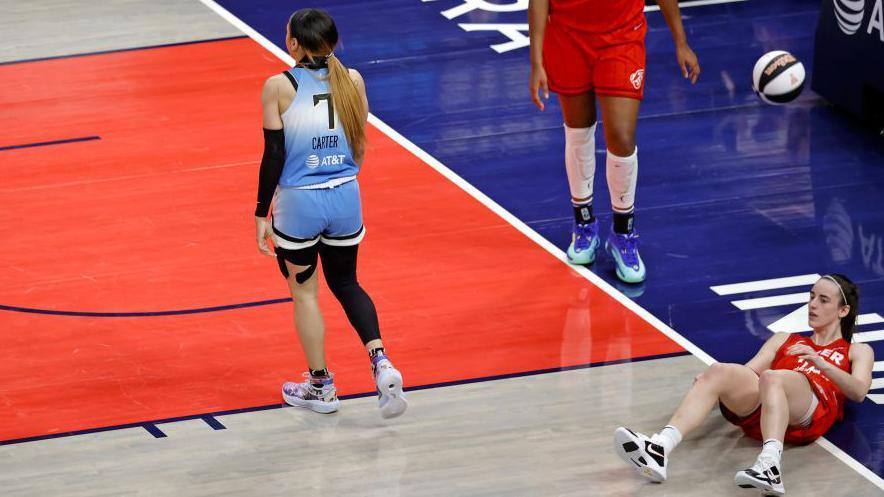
[[0, 35, 249, 67], [0, 351, 690, 446]]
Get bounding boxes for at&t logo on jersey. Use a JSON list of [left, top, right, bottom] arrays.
[[306, 154, 320, 168], [305, 154, 347, 169]]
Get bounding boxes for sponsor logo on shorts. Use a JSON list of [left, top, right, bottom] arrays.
[[629, 69, 645, 90], [306, 154, 320, 168]]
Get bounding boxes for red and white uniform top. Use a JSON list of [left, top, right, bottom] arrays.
[[772, 333, 852, 420], [549, 0, 645, 33]]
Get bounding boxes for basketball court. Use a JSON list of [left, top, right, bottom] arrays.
[[1, 1, 882, 495]]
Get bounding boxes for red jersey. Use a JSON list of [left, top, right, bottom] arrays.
[[549, 0, 645, 33], [771, 333, 851, 419], [721, 333, 853, 444]]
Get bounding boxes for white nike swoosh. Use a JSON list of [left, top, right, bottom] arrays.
[[646, 444, 664, 459]]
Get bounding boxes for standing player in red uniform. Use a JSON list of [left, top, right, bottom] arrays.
[[529, 0, 700, 283], [613, 275, 875, 495]]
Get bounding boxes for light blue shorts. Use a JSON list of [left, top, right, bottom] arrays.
[[271, 179, 365, 250]]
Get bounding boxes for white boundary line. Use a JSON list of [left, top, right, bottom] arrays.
[[711, 273, 821, 296], [645, 0, 748, 12], [195, 0, 883, 490]]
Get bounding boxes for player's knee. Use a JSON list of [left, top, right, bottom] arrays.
[[606, 130, 636, 157], [696, 362, 730, 386], [564, 114, 598, 129], [759, 369, 786, 392], [325, 280, 345, 299], [289, 282, 318, 304], [324, 271, 357, 298]]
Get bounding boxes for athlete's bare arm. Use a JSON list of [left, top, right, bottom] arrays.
[[785, 341, 875, 402], [744, 332, 790, 376], [262, 75, 286, 130], [254, 75, 287, 256], [528, 0, 550, 110], [655, 0, 701, 83]]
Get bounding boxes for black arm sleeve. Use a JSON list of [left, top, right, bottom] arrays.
[[255, 128, 286, 217]]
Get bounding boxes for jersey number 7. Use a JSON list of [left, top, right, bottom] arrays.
[[313, 93, 335, 130]]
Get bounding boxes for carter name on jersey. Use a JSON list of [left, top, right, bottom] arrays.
[[313, 135, 339, 150]]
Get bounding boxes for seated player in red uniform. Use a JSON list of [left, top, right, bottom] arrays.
[[528, 0, 700, 284], [613, 274, 875, 495]]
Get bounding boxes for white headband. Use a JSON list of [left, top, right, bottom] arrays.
[[822, 275, 848, 303]]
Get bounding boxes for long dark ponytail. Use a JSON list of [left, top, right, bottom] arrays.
[[288, 9, 366, 159]]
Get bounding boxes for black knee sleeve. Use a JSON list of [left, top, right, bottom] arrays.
[[320, 244, 381, 344]]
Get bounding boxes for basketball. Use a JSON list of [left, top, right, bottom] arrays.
[[752, 50, 805, 104]]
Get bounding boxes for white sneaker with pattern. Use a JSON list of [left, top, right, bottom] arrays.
[[282, 373, 340, 414]]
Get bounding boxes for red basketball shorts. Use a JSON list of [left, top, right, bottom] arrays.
[[542, 15, 647, 99], [720, 386, 841, 445]]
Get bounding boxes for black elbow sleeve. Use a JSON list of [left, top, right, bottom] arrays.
[[255, 128, 286, 217]]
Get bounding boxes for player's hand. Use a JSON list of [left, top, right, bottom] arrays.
[[787, 344, 824, 366], [676, 42, 700, 84], [530, 63, 550, 111], [255, 216, 274, 256]]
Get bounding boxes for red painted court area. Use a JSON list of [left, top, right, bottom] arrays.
[[0, 38, 682, 442]]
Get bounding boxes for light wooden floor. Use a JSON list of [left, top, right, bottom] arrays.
[[0, 356, 878, 496], [1, 2, 880, 496], [0, 0, 240, 63]]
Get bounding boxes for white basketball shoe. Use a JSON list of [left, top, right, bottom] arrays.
[[373, 356, 408, 419], [614, 427, 668, 482], [282, 372, 340, 414], [735, 456, 785, 496]]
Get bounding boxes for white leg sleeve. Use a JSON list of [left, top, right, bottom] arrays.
[[606, 147, 638, 214], [564, 123, 597, 205]]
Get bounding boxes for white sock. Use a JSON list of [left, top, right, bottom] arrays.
[[654, 425, 682, 454], [564, 123, 597, 204], [606, 147, 638, 215], [759, 439, 783, 466]]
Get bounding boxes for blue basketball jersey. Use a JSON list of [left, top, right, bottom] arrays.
[[279, 67, 359, 188]]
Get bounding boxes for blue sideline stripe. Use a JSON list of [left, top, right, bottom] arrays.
[[202, 415, 227, 431], [0, 136, 101, 152], [142, 424, 167, 439], [0, 298, 292, 317]]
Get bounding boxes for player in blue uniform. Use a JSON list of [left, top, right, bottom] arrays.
[[253, 9, 407, 418]]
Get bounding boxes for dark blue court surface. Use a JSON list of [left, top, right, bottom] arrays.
[[217, 0, 884, 477]]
